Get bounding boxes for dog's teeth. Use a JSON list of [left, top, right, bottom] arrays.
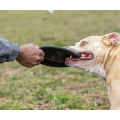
[[66, 57, 69, 60], [81, 54, 85, 57], [70, 55, 72, 58]]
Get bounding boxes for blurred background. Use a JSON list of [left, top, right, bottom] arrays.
[[0, 10, 120, 110]]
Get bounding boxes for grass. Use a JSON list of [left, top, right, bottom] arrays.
[[1, 10, 120, 110]]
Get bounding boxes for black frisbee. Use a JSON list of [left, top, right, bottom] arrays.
[[39, 46, 80, 67]]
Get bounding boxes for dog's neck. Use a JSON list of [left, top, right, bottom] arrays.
[[86, 63, 106, 79], [104, 45, 120, 76], [95, 44, 120, 83], [87, 45, 120, 80]]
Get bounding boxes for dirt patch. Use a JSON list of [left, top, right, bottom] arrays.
[[37, 103, 52, 110], [0, 97, 7, 103], [68, 81, 93, 90], [86, 93, 108, 100], [1, 68, 22, 77]]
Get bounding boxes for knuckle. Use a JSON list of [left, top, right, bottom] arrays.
[[35, 45, 39, 49], [41, 57, 44, 61], [30, 43, 35, 46], [37, 62, 41, 65], [42, 51, 45, 56], [39, 56, 44, 61], [36, 56, 41, 61], [39, 49, 45, 55], [39, 49, 42, 53], [34, 61, 37, 65]]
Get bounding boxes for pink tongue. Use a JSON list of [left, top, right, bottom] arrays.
[[88, 54, 93, 58]]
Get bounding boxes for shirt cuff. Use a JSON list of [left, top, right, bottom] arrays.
[[5, 43, 20, 62]]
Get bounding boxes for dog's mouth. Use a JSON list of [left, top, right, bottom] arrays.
[[65, 51, 94, 61]]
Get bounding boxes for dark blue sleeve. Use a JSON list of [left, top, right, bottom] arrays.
[[0, 38, 20, 63]]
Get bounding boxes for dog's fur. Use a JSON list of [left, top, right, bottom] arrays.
[[65, 32, 120, 110]]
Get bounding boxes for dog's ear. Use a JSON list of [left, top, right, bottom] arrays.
[[101, 32, 120, 45]]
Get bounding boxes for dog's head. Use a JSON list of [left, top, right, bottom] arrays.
[[64, 32, 120, 79]]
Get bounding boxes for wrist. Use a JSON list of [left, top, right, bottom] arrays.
[[16, 46, 23, 61]]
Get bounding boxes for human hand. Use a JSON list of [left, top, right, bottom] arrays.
[[16, 44, 45, 67]]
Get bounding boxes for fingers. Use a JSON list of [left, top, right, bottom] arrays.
[[39, 49, 45, 56], [24, 60, 42, 67], [30, 57, 44, 66], [35, 61, 41, 65], [40, 56, 44, 61], [34, 44, 45, 56], [35, 55, 44, 61], [35, 56, 44, 66]]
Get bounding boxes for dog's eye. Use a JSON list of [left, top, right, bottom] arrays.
[[81, 41, 87, 46]]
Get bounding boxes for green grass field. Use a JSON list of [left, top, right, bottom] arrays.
[[0, 10, 120, 110]]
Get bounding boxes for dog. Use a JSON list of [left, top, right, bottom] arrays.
[[64, 32, 120, 110]]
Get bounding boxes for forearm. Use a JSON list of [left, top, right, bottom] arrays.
[[0, 38, 19, 63]]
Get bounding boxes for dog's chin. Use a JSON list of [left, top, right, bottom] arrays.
[[65, 58, 93, 68], [65, 51, 94, 68]]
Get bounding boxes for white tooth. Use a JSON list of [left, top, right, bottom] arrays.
[[70, 55, 72, 58], [66, 57, 69, 60], [81, 54, 85, 57]]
